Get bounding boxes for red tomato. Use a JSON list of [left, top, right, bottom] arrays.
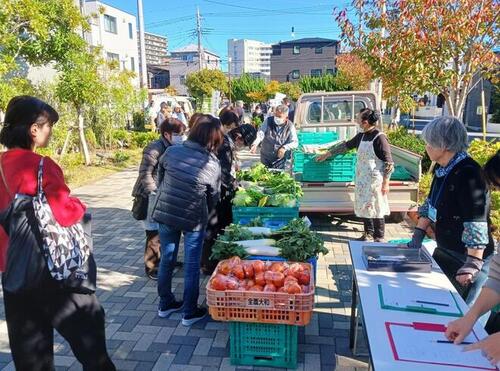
[[252, 285, 264, 291], [298, 271, 310, 285], [288, 263, 303, 279], [255, 272, 266, 286], [264, 271, 274, 285], [277, 287, 286, 293], [284, 275, 298, 284], [270, 262, 285, 273], [272, 272, 285, 288], [225, 276, 240, 290], [218, 261, 231, 275], [285, 282, 302, 294], [228, 256, 242, 267], [231, 265, 245, 280], [243, 262, 255, 279], [263, 284, 277, 292], [210, 274, 227, 291], [246, 279, 255, 288], [252, 260, 265, 274]]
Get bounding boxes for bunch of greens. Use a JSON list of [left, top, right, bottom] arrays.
[[237, 163, 271, 182], [210, 241, 248, 260], [275, 219, 329, 261]]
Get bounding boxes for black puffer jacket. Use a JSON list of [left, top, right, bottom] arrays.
[[132, 137, 170, 197], [152, 140, 221, 231], [217, 134, 237, 197]]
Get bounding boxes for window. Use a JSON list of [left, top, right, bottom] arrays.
[[293, 46, 300, 55], [311, 69, 322, 77], [180, 75, 186, 84], [130, 57, 135, 71], [291, 70, 300, 79], [307, 100, 366, 123], [128, 23, 133, 39], [106, 52, 119, 61], [315, 47, 323, 54], [272, 46, 281, 56], [326, 68, 335, 75], [104, 14, 117, 34]]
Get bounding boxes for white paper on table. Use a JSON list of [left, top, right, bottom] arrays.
[[380, 284, 462, 315], [386, 322, 497, 370]]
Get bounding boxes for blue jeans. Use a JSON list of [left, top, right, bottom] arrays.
[[433, 247, 492, 325], [157, 224, 205, 317]]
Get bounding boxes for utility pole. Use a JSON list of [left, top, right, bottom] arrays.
[[376, 0, 386, 126], [228, 56, 232, 105], [137, 0, 148, 89], [196, 7, 203, 71]]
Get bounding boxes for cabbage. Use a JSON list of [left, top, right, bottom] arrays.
[[233, 190, 253, 206]]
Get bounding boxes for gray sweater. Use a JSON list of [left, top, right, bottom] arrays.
[[152, 140, 221, 231]]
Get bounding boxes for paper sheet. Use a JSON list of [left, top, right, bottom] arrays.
[[381, 284, 460, 312], [386, 322, 497, 370]]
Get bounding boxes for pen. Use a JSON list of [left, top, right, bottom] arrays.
[[414, 300, 450, 307], [435, 340, 473, 345]]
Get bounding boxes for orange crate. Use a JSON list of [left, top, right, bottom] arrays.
[[206, 260, 315, 326], [209, 306, 313, 326]]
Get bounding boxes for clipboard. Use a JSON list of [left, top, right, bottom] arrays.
[[378, 284, 464, 317], [385, 321, 498, 370]]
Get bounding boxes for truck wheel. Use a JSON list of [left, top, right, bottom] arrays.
[[388, 212, 405, 223]]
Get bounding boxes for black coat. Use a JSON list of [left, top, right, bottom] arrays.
[[152, 140, 221, 231], [132, 137, 170, 197]]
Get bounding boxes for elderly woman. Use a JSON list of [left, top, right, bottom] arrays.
[[250, 104, 299, 169], [407, 117, 495, 307], [445, 150, 499, 367]]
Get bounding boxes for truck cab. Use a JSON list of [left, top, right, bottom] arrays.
[[293, 91, 422, 216]]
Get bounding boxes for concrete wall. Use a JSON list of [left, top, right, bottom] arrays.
[[85, 1, 140, 86]]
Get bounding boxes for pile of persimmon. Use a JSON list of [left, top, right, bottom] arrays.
[[209, 257, 311, 294]]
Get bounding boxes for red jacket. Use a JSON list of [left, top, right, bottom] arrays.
[[0, 149, 86, 272]]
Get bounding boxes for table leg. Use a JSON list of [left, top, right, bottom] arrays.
[[349, 277, 358, 349]]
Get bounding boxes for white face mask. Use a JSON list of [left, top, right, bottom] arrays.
[[275, 117, 285, 126], [171, 134, 184, 145]]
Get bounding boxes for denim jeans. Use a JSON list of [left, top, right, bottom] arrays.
[[433, 247, 492, 325], [157, 223, 205, 316]]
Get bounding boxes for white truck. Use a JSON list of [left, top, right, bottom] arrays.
[[293, 91, 422, 220]]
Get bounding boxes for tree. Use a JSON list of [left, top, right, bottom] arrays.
[[279, 82, 303, 101], [185, 69, 228, 103], [299, 74, 349, 93], [336, 0, 499, 118], [336, 53, 373, 90], [56, 50, 104, 165], [231, 73, 266, 104], [0, 0, 88, 110]]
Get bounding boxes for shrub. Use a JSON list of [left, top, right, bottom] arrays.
[[111, 129, 132, 148], [131, 131, 159, 149], [387, 126, 432, 172], [113, 151, 130, 163]]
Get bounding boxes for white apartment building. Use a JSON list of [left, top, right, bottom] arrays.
[[84, 1, 140, 86], [227, 39, 272, 80], [168, 44, 221, 95]]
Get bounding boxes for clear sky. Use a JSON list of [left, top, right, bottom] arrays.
[[99, 0, 351, 71]]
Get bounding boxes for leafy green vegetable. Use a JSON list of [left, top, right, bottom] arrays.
[[247, 217, 264, 227], [221, 224, 255, 241], [276, 218, 329, 261], [268, 193, 297, 207], [233, 189, 253, 206], [210, 241, 249, 260]]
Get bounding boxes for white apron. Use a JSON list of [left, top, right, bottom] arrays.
[[354, 132, 391, 218]]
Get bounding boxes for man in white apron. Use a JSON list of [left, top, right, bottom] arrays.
[[316, 108, 394, 241]]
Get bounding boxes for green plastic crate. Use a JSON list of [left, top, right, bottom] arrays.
[[297, 131, 338, 145], [230, 322, 298, 369], [391, 165, 413, 181], [232, 206, 299, 224], [301, 153, 357, 182]]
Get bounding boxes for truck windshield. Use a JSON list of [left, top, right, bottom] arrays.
[[307, 100, 366, 123]]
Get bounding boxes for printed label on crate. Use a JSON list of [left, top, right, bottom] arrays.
[[246, 297, 274, 308]]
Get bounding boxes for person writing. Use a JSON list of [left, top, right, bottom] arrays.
[[406, 117, 494, 308], [250, 104, 298, 169], [445, 150, 499, 367], [316, 108, 393, 242]]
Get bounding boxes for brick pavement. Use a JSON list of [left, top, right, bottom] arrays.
[[0, 167, 412, 371]]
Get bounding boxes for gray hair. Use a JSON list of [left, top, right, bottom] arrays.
[[235, 100, 244, 107], [421, 116, 468, 153], [275, 104, 289, 115]]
